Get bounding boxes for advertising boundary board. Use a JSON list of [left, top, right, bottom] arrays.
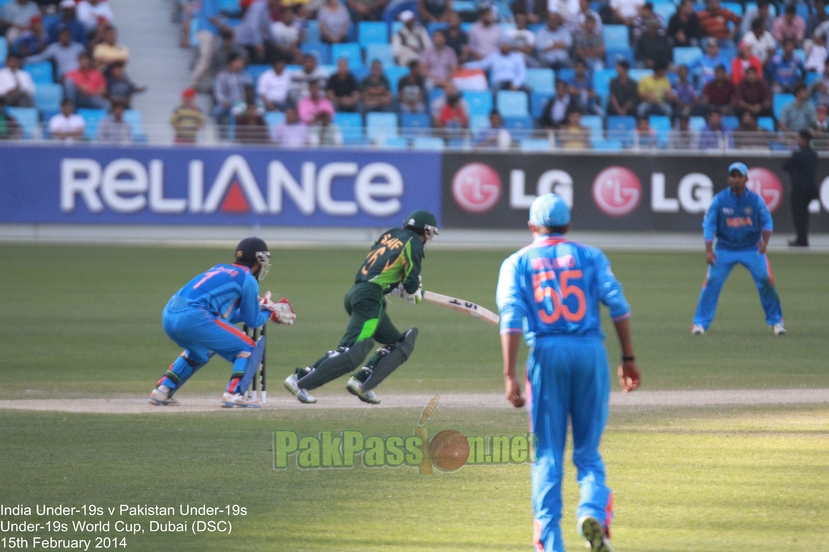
[[441, 152, 829, 233]]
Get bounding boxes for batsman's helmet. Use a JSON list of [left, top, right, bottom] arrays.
[[235, 237, 271, 280], [404, 210, 439, 240]]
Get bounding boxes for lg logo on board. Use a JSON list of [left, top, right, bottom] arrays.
[[451, 163, 502, 213], [746, 167, 783, 213], [592, 167, 642, 216]]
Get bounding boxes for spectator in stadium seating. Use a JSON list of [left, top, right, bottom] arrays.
[[558, 107, 590, 149], [444, 11, 472, 63], [810, 104, 829, 139], [733, 110, 770, 150], [609, 0, 644, 26], [572, 13, 605, 71], [171, 88, 205, 144], [634, 115, 659, 148], [739, 0, 774, 40], [607, 58, 639, 116], [211, 28, 247, 78], [0, 53, 35, 107], [231, 82, 265, 117], [418, 0, 451, 24], [567, 0, 602, 34], [668, 112, 698, 149], [698, 108, 733, 149], [466, 37, 527, 91], [271, 105, 309, 146], [106, 61, 145, 107], [48, 0, 86, 45], [808, 0, 829, 41], [422, 30, 458, 89], [667, 0, 702, 48], [767, 39, 805, 94], [308, 111, 344, 145], [637, 60, 673, 117], [632, 2, 664, 41], [672, 64, 702, 115], [689, 38, 728, 85], [397, 59, 427, 113], [805, 34, 827, 73], [26, 27, 84, 78], [568, 58, 603, 115], [236, 0, 279, 65], [779, 83, 816, 133], [635, 17, 671, 68], [297, 79, 335, 123], [96, 99, 132, 143], [190, 0, 222, 89], [270, 7, 303, 64], [740, 18, 776, 66], [360, 58, 393, 112], [318, 0, 350, 44], [698, 0, 740, 49], [810, 58, 829, 108], [392, 10, 431, 67], [290, 53, 327, 100], [468, 7, 501, 61], [730, 41, 763, 85], [326, 57, 361, 112], [735, 65, 772, 118], [93, 25, 129, 70], [76, 0, 113, 34], [234, 101, 270, 144], [473, 109, 511, 148], [772, 3, 805, 47], [64, 51, 110, 109], [702, 64, 735, 114], [434, 82, 468, 129], [0, 97, 21, 140], [512, 0, 548, 25], [540, 78, 576, 128], [257, 57, 292, 111], [49, 98, 85, 142], [1, 0, 41, 44], [509, 14, 540, 68], [346, 0, 387, 24], [213, 53, 252, 129], [15, 15, 47, 57], [535, 11, 572, 70]]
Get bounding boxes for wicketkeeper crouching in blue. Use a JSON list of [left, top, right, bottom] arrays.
[[692, 162, 786, 335], [149, 237, 296, 408], [497, 194, 641, 552]]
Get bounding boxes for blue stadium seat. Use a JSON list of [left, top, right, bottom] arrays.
[[603, 25, 629, 49], [469, 114, 490, 131], [758, 116, 775, 132], [794, 2, 809, 20], [24, 61, 53, 84], [390, 21, 404, 36], [649, 115, 671, 146], [0, 37, 7, 63], [721, 115, 739, 130], [364, 43, 395, 68], [427, 22, 449, 36], [384, 66, 408, 92], [503, 115, 534, 138], [593, 68, 617, 100], [719, 46, 737, 63], [34, 83, 62, 116], [331, 43, 363, 69], [525, 68, 555, 94], [463, 90, 493, 116], [530, 92, 552, 119], [358, 21, 388, 46], [673, 46, 703, 66], [497, 90, 529, 117], [301, 42, 330, 64], [606, 115, 636, 144], [721, 1, 742, 15], [380, 135, 409, 148], [366, 112, 398, 142], [773, 93, 794, 119], [334, 112, 364, 143], [453, 0, 476, 12], [591, 138, 624, 151], [219, 0, 241, 11], [605, 47, 634, 67], [629, 68, 653, 82], [653, 2, 676, 21], [689, 116, 706, 132], [247, 64, 270, 83], [305, 20, 321, 43], [400, 112, 431, 136], [77, 108, 107, 140], [5, 106, 37, 138], [123, 109, 147, 142], [412, 136, 444, 150], [557, 67, 575, 83], [264, 111, 285, 129], [520, 138, 550, 151], [582, 114, 604, 141]]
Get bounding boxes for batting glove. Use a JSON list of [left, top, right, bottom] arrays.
[[403, 286, 423, 305]]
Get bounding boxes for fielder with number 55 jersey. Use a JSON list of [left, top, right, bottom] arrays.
[[497, 194, 641, 552], [283, 210, 439, 405]]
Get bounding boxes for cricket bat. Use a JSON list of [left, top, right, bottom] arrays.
[[422, 291, 500, 325]]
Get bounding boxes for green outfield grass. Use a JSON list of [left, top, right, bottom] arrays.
[[1, 244, 828, 551]]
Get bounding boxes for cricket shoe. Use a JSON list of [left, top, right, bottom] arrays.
[[346, 376, 381, 405], [691, 325, 705, 335], [221, 392, 261, 408], [148, 386, 180, 406], [578, 516, 614, 552], [283, 374, 317, 404], [772, 323, 787, 335]]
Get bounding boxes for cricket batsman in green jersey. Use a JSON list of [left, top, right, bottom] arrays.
[[283, 210, 439, 405]]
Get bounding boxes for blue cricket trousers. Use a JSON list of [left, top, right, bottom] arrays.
[[693, 248, 783, 330], [528, 335, 612, 552]]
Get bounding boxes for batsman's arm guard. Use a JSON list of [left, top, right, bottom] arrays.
[[362, 328, 418, 391], [296, 338, 375, 390]]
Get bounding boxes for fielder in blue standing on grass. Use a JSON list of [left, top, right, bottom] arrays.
[[497, 194, 641, 552], [149, 237, 296, 408], [691, 162, 786, 335]]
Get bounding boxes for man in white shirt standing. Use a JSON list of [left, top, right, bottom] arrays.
[[76, 0, 114, 33], [49, 99, 86, 143], [0, 53, 35, 107], [257, 58, 292, 111], [740, 18, 776, 64]]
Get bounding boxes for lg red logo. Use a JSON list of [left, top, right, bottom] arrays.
[[451, 163, 502, 213], [592, 167, 642, 216], [746, 167, 783, 213]]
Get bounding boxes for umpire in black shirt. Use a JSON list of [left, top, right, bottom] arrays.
[[783, 130, 819, 247]]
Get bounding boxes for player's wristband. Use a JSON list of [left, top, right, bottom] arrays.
[[622, 356, 635, 362]]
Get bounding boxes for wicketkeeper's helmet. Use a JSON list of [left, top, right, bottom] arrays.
[[235, 236, 271, 280]]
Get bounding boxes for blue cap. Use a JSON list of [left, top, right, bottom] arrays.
[[728, 162, 748, 176], [529, 193, 571, 227]]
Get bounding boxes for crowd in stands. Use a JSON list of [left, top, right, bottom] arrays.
[[169, 0, 829, 149], [0, 0, 144, 143]]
